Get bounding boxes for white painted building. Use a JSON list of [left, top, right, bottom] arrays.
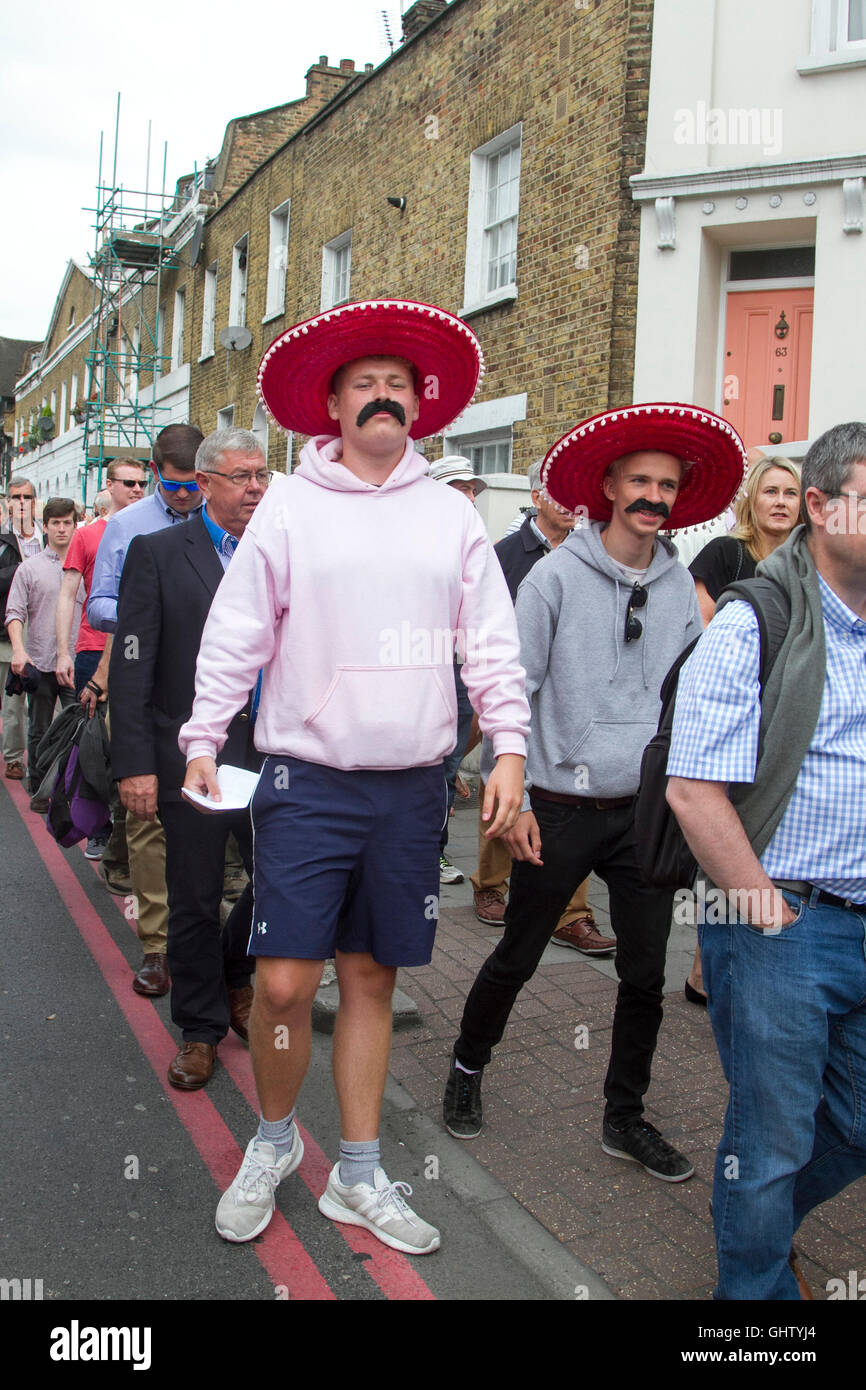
[[631, 0, 866, 458]]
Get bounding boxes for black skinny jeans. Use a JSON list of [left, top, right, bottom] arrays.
[[455, 794, 674, 1126]]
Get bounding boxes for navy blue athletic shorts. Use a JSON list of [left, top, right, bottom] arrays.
[[249, 755, 447, 967]]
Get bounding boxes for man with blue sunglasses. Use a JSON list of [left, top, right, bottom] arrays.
[[88, 425, 205, 635]]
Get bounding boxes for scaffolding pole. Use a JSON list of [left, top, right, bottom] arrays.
[[81, 98, 183, 499]]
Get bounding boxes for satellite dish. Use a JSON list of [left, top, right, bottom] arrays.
[[189, 217, 205, 267], [219, 325, 253, 351]]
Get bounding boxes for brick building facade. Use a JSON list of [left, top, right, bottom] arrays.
[[14, 0, 654, 497]]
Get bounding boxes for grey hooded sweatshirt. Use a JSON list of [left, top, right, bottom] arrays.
[[515, 521, 702, 802]]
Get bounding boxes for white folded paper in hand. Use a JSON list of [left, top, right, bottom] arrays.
[[182, 764, 260, 813]]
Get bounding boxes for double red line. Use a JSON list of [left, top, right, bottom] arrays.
[[4, 779, 435, 1301]]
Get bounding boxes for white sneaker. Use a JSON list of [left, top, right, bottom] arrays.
[[439, 854, 464, 885], [215, 1131, 304, 1243], [318, 1163, 440, 1255]]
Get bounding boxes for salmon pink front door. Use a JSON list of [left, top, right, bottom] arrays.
[[723, 289, 813, 449]]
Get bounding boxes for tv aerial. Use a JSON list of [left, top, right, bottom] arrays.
[[380, 9, 394, 53]]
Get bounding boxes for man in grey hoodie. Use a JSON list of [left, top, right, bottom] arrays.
[[443, 403, 746, 1182]]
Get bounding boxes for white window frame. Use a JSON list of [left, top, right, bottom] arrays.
[[838, 0, 866, 46], [800, 0, 866, 70], [251, 402, 270, 462], [156, 303, 166, 377], [69, 372, 79, 430], [445, 427, 514, 477], [229, 236, 249, 328], [60, 381, 68, 434], [264, 201, 291, 321], [127, 324, 141, 401], [171, 287, 186, 372], [201, 262, 218, 359], [321, 230, 352, 310], [461, 124, 522, 318], [217, 405, 235, 431]]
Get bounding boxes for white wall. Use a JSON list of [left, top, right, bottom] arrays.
[[633, 0, 866, 446]]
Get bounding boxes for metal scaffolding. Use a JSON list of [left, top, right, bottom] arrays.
[[80, 100, 183, 495]]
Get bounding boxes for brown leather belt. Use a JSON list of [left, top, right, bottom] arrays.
[[531, 787, 635, 811]]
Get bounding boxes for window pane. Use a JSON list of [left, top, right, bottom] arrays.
[[850, 0, 866, 40], [486, 143, 520, 228], [486, 216, 517, 292], [334, 242, 351, 304]]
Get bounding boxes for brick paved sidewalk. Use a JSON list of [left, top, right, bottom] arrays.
[[392, 793, 866, 1300]]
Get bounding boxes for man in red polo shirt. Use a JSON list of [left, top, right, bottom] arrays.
[[56, 458, 147, 862]]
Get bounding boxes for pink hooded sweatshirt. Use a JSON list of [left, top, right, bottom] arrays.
[[179, 435, 529, 772]]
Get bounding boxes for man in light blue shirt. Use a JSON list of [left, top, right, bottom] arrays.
[[667, 421, 866, 1300], [85, 423, 203, 999]]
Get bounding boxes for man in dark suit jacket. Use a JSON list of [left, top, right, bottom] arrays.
[[109, 428, 269, 1089]]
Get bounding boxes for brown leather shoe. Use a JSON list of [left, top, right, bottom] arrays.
[[168, 1042, 217, 1090], [788, 1246, 814, 1300], [551, 914, 616, 956], [474, 888, 506, 925], [132, 953, 170, 997], [4, 761, 24, 780], [228, 984, 254, 1042]]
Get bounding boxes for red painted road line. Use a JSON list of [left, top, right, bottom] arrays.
[[96, 861, 438, 1301], [8, 779, 436, 1299], [217, 1033, 438, 1301], [90, 850, 438, 1301], [4, 780, 334, 1302]]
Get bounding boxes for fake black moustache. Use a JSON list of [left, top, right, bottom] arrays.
[[625, 498, 671, 519], [356, 398, 406, 428]]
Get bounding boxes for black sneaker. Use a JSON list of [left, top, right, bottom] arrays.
[[443, 1054, 483, 1139], [602, 1118, 694, 1182]]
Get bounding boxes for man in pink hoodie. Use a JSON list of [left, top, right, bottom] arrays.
[[180, 300, 529, 1254]]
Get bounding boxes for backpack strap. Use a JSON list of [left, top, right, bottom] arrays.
[[716, 576, 791, 695]]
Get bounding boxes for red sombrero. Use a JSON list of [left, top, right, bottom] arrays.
[[540, 403, 747, 530], [257, 299, 485, 439]]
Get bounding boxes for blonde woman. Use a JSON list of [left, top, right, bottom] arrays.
[[683, 455, 802, 1004], [689, 455, 802, 626]]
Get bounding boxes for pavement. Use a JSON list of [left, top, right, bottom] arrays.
[[390, 786, 866, 1303], [2, 763, 865, 1326]]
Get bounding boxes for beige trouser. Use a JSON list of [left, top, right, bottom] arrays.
[[470, 779, 593, 924], [0, 647, 27, 764], [126, 810, 169, 954]]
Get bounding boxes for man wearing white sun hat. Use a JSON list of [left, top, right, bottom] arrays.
[[180, 299, 530, 1253]]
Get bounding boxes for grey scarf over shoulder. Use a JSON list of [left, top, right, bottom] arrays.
[[716, 525, 826, 860]]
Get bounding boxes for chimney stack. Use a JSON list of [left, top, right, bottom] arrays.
[[401, 0, 448, 45]]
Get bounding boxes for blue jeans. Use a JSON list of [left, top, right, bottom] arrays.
[[700, 888, 866, 1300], [74, 648, 102, 697]]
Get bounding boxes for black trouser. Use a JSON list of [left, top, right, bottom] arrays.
[[28, 672, 76, 792], [159, 798, 255, 1045], [455, 794, 674, 1127]]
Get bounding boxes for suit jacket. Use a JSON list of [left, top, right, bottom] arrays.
[[494, 517, 550, 602], [0, 530, 23, 641], [109, 514, 260, 800]]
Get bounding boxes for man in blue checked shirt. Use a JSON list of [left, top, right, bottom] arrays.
[[667, 420, 866, 1301]]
